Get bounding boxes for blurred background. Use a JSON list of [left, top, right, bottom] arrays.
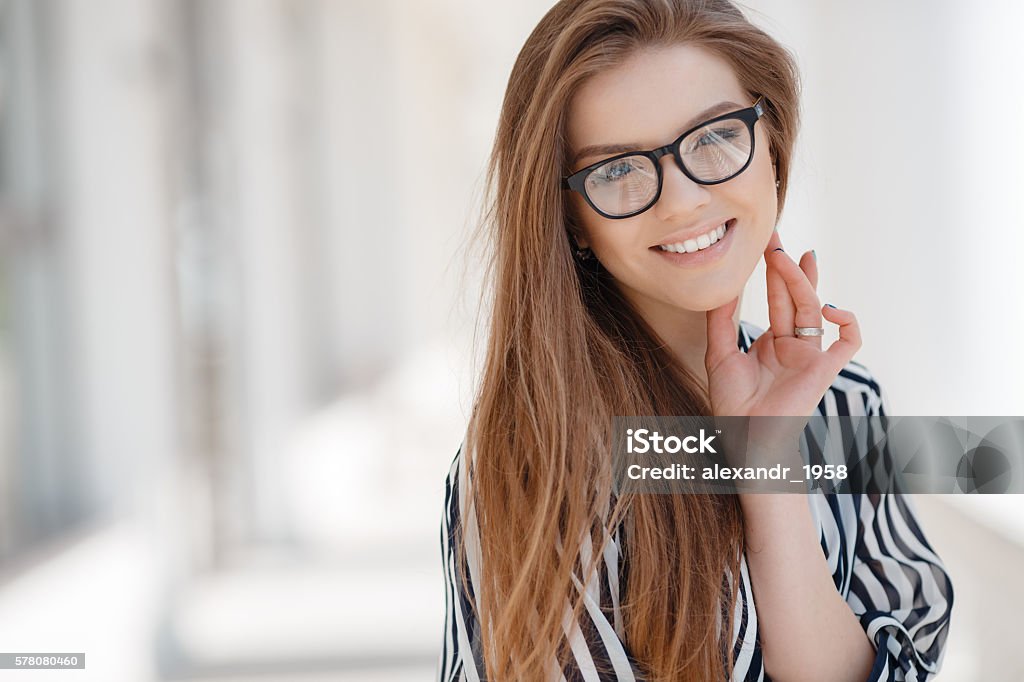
[[0, 0, 1022, 680]]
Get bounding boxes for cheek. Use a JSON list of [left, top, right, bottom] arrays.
[[738, 143, 779, 222], [750, 140, 776, 187], [567, 194, 598, 246], [757, 135, 779, 199], [571, 197, 629, 253]]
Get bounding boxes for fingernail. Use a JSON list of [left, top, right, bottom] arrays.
[[812, 249, 817, 260], [773, 248, 784, 252], [825, 303, 837, 308]]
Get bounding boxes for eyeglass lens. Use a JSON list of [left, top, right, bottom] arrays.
[[582, 117, 753, 217]]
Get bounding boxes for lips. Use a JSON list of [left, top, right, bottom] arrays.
[[650, 218, 736, 253], [651, 218, 735, 250], [649, 218, 736, 266]]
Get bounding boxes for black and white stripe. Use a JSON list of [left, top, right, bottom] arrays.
[[437, 320, 953, 681]]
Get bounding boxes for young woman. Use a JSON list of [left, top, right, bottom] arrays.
[[438, 1, 953, 680]]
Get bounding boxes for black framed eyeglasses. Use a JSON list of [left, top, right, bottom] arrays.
[[562, 96, 767, 220]]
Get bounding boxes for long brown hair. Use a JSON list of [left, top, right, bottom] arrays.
[[461, 1, 801, 679]]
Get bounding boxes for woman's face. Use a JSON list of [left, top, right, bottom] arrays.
[[566, 44, 778, 318]]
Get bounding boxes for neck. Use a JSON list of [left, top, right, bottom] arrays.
[[627, 292, 744, 393]]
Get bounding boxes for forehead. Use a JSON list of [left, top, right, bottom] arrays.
[[567, 44, 747, 153]]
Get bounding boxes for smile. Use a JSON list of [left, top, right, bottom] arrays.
[[649, 218, 736, 266], [657, 221, 728, 253]]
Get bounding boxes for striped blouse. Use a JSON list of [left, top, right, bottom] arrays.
[[437, 319, 954, 681]]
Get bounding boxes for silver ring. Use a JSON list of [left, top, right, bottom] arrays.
[[794, 326, 824, 337]]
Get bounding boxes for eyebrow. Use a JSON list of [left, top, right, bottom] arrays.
[[571, 100, 744, 167]]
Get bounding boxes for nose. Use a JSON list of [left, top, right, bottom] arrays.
[[651, 153, 711, 222]]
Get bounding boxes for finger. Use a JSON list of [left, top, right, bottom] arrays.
[[773, 249, 824, 348], [799, 249, 818, 291], [764, 232, 794, 340], [822, 304, 862, 373], [705, 296, 740, 373]]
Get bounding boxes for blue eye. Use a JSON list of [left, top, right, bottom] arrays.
[[593, 160, 636, 184], [605, 162, 633, 179]]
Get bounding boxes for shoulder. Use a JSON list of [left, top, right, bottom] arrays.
[[443, 444, 465, 508], [738, 319, 887, 417], [445, 444, 463, 485], [442, 443, 477, 532]]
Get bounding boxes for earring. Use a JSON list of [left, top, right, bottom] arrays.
[[775, 179, 781, 189], [575, 246, 594, 261]]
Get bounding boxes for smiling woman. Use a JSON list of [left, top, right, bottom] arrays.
[[437, 1, 953, 681], [564, 43, 781, 362]]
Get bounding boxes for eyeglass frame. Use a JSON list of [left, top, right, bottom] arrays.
[[561, 95, 767, 220]]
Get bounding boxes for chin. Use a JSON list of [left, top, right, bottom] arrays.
[[695, 298, 738, 313], [656, 294, 733, 314], [671, 284, 743, 313]]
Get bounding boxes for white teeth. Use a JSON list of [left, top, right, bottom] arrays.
[[658, 221, 730, 253]]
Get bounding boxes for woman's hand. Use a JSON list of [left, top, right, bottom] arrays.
[[704, 230, 862, 419]]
